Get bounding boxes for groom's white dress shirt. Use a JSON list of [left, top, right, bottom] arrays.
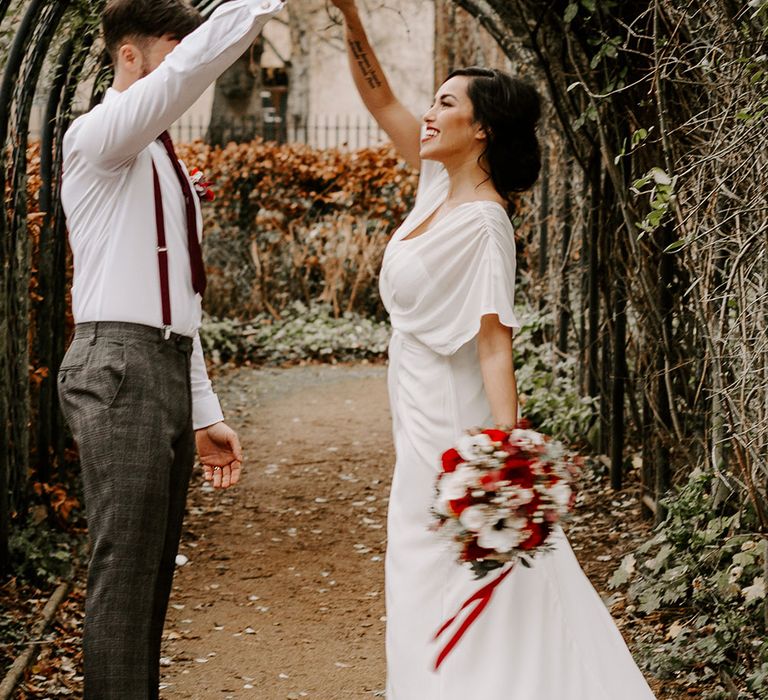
[[61, 0, 284, 430]]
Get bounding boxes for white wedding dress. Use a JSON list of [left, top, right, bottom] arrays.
[[379, 159, 657, 699]]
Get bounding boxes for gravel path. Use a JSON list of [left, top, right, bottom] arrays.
[[160, 364, 393, 699]]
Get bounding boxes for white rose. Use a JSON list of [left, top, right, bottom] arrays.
[[435, 468, 479, 515], [507, 487, 534, 506], [510, 429, 545, 446], [547, 481, 572, 509]]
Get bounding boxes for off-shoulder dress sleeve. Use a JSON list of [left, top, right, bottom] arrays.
[[387, 203, 520, 356]]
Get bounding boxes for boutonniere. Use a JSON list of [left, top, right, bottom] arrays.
[[189, 167, 215, 202]]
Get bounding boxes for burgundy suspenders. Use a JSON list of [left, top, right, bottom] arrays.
[[152, 162, 173, 339], [151, 132, 208, 340]]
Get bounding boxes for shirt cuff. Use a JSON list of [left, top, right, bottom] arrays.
[[193, 392, 224, 431], [190, 331, 225, 430]]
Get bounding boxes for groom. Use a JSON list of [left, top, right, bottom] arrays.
[[58, 0, 284, 696]]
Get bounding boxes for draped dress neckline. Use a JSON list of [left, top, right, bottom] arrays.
[[397, 197, 508, 244]]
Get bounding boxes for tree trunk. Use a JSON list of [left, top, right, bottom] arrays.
[[286, 3, 314, 143], [434, 0, 511, 89], [586, 150, 601, 403], [207, 39, 265, 146], [610, 262, 627, 490], [557, 158, 573, 356], [537, 144, 550, 313], [654, 225, 675, 523]]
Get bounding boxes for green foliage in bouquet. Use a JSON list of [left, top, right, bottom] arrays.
[[608, 470, 768, 697]]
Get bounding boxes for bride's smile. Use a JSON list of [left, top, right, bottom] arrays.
[[419, 76, 487, 165]]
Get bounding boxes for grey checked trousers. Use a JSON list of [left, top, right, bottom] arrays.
[[58, 322, 195, 699]]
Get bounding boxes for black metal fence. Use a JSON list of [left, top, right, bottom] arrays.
[[173, 113, 388, 148], [28, 105, 388, 149]]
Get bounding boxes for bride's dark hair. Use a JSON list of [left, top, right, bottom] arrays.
[[447, 67, 541, 200]]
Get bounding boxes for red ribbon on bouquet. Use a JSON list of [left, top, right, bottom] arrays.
[[433, 563, 515, 670]]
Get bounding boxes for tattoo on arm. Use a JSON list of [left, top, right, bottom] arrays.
[[349, 40, 383, 90]]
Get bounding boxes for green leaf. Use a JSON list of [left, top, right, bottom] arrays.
[[663, 239, 686, 254], [647, 543, 674, 573], [632, 175, 652, 190], [732, 550, 757, 567], [564, 3, 578, 22], [639, 590, 662, 614], [662, 564, 689, 582], [631, 128, 649, 147], [646, 209, 665, 227], [609, 553, 636, 589]]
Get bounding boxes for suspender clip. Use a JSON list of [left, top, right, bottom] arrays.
[[162, 325, 172, 340]]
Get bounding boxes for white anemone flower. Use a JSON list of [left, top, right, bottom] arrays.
[[459, 505, 491, 532], [456, 432, 494, 461], [477, 518, 526, 553]]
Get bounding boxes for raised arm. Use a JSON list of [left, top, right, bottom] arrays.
[[74, 0, 284, 170], [331, 0, 422, 169]]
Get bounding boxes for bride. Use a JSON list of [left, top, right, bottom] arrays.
[[330, 2, 657, 698]]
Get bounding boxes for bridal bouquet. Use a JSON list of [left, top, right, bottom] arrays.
[[430, 425, 579, 669], [432, 425, 578, 579]]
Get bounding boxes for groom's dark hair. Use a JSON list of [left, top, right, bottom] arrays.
[[103, 0, 203, 64]]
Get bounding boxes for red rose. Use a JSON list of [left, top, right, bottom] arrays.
[[462, 540, 495, 562], [480, 469, 506, 490], [505, 456, 533, 469], [449, 495, 474, 516], [503, 466, 535, 489], [482, 428, 509, 443], [441, 448, 464, 473], [519, 523, 546, 551], [524, 493, 542, 516]]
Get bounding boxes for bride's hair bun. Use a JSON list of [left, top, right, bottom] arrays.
[[447, 67, 542, 198]]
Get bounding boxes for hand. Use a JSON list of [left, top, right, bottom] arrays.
[[196, 422, 243, 489], [329, 0, 357, 15]]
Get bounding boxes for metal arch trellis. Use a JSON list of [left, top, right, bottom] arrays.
[[0, 0, 210, 574]]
